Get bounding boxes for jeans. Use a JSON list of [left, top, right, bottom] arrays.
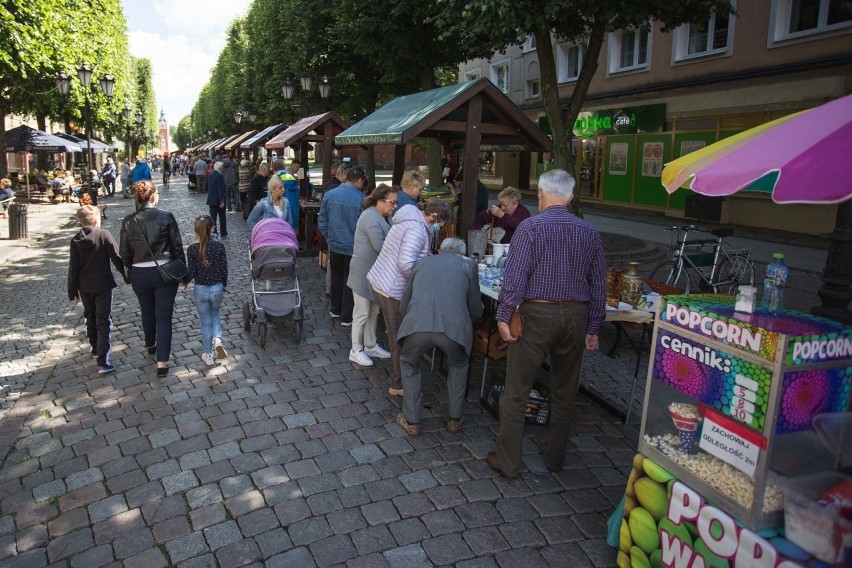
[[226, 184, 240, 211], [130, 265, 179, 363], [80, 289, 113, 366], [209, 205, 227, 236], [120, 178, 129, 197], [329, 251, 353, 322], [401, 332, 469, 424], [496, 302, 588, 477], [193, 283, 223, 353], [351, 291, 380, 352]]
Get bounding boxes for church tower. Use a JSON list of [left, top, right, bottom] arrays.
[[158, 109, 170, 155]]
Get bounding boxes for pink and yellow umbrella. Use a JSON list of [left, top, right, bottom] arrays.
[[662, 94, 852, 204]]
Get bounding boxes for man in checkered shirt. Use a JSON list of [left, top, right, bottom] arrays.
[[487, 169, 606, 479]]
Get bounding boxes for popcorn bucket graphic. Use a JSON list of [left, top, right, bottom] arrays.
[[669, 403, 702, 454]]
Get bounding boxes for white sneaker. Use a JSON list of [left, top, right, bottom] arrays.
[[364, 345, 391, 359], [201, 352, 215, 366], [213, 337, 227, 359], [349, 350, 374, 367]]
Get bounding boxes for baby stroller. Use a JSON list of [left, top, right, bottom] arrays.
[[187, 173, 197, 192], [244, 218, 303, 346]]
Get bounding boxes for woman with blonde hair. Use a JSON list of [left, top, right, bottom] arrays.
[[185, 214, 228, 366], [246, 175, 293, 229]]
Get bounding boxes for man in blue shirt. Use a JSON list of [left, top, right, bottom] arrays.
[[318, 165, 367, 325]]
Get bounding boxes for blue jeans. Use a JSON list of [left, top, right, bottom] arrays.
[[194, 283, 223, 353]]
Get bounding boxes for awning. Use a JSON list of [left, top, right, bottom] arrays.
[[240, 124, 287, 150], [265, 112, 349, 149], [54, 132, 114, 153], [335, 78, 551, 150], [4, 125, 83, 153], [197, 136, 228, 152], [224, 130, 257, 152], [213, 133, 242, 153]]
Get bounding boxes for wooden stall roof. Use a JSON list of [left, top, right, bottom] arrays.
[[224, 130, 258, 152], [264, 112, 349, 149], [335, 78, 551, 150], [213, 133, 243, 153], [240, 124, 287, 151]]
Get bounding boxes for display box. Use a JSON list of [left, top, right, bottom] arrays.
[[638, 295, 852, 530], [473, 320, 508, 360]]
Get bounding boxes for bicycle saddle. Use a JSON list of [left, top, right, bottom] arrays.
[[711, 228, 733, 238]]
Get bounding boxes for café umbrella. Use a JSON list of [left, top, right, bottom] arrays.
[[4, 125, 83, 200], [661, 93, 852, 204]]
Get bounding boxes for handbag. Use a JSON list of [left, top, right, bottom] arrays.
[[509, 305, 524, 338], [132, 215, 187, 284]]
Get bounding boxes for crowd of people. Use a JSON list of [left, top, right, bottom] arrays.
[[65, 159, 606, 479]]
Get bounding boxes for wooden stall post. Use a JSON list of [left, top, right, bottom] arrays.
[[392, 145, 406, 186], [322, 121, 334, 187], [461, 94, 483, 239]]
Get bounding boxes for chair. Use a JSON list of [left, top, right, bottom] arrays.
[[0, 196, 14, 218]]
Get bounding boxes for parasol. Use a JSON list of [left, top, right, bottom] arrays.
[[662, 94, 852, 204]]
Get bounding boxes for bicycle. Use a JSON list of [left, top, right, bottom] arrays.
[[649, 225, 755, 294]]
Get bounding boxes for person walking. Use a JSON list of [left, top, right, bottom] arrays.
[[193, 155, 208, 194], [119, 157, 131, 198], [222, 156, 239, 211], [487, 169, 606, 478], [346, 184, 397, 367], [68, 205, 125, 374], [119, 180, 187, 377], [318, 165, 368, 326], [395, 238, 482, 437], [206, 161, 228, 238], [185, 214, 228, 366], [131, 157, 151, 184], [101, 157, 116, 196], [367, 198, 453, 396]]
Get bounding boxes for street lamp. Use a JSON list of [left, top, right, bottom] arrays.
[[234, 111, 242, 124], [281, 71, 332, 195], [123, 105, 132, 161], [318, 76, 331, 107]]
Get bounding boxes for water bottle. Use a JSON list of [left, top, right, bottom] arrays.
[[761, 253, 788, 314]]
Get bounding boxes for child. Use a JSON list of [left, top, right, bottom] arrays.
[[68, 205, 124, 373], [186, 214, 228, 366]]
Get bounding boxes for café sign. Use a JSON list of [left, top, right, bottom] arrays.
[[573, 103, 666, 137]]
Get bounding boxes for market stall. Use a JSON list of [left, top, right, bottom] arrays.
[[239, 124, 287, 163], [225, 130, 258, 157], [612, 294, 851, 567]]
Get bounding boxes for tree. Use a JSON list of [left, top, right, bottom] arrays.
[[172, 116, 193, 151], [432, 0, 733, 212]]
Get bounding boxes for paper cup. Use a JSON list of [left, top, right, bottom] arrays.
[[669, 404, 702, 454]]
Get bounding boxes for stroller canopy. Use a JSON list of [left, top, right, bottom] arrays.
[[251, 218, 299, 254]]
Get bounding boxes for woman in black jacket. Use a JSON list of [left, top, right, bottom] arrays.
[[119, 180, 186, 376]]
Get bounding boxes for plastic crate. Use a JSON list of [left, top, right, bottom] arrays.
[[479, 375, 550, 425]]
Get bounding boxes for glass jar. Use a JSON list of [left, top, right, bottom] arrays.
[[734, 285, 757, 313]]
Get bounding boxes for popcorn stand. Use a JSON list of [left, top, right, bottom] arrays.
[[613, 294, 852, 567]]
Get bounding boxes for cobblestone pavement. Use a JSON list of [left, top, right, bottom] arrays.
[[0, 175, 636, 567]]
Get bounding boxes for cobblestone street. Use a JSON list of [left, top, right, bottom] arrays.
[[0, 176, 637, 567]]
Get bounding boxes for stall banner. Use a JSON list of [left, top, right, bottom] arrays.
[[615, 454, 811, 568], [660, 296, 852, 366], [653, 328, 772, 430], [775, 367, 852, 434]]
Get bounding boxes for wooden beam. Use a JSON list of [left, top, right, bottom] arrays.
[[299, 141, 310, 198], [392, 144, 405, 186], [518, 151, 531, 190], [322, 121, 333, 188], [461, 94, 483, 240], [431, 120, 519, 136]]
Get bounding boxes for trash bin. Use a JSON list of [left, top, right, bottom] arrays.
[[684, 194, 724, 222], [8, 202, 28, 239]]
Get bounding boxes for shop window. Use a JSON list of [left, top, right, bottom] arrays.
[[490, 60, 510, 94], [557, 43, 583, 83], [770, 0, 852, 42], [464, 68, 482, 82], [608, 25, 651, 73], [673, 10, 733, 60]]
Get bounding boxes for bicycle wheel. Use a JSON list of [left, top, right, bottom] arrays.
[[649, 260, 691, 294], [714, 254, 755, 295]]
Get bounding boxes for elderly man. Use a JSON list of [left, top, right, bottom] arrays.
[[249, 162, 270, 211], [395, 238, 483, 437], [394, 171, 426, 215], [206, 161, 228, 237], [222, 156, 240, 211], [193, 155, 209, 194], [488, 169, 605, 478]]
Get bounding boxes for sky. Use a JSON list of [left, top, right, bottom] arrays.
[[121, 0, 252, 128]]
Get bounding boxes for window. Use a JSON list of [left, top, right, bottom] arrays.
[[771, 0, 852, 42], [673, 10, 733, 60], [464, 68, 482, 82], [527, 80, 541, 98], [525, 61, 541, 99], [524, 34, 537, 52], [608, 26, 651, 73], [490, 60, 510, 94], [556, 43, 583, 82]]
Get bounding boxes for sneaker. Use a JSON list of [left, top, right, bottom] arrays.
[[349, 350, 373, 367], [396, 413, 421, 437], [340, 320, 352, 327], [329, 311, 340, 318], [201, 352, 215, 366], [364, 345, 391, 359], [213, 337, 227, 359], [97, 364, 116, 374]]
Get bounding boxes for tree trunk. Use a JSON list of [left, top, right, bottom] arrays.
[[0, 108, 6, 178], [419, 68, 443, 186], [36, 114, 48, 171]]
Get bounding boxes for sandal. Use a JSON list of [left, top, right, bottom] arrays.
[[396, 413, 421, 437]]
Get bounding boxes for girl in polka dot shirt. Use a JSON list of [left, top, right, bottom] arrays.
[[186, 214, 229, 366]]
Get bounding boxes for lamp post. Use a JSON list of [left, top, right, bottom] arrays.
[[135, 110, 144, 160], [123, 105, 132, 162], [281, 72, 331, 196]]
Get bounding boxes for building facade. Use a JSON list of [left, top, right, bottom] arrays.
[[459, 1, 852, 235], [158, 109, 170, 156]]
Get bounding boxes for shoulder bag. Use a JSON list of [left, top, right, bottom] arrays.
[[509, 305, 523, 338], [132, 214, 187, 284]]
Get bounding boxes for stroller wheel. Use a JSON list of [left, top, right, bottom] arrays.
[[243, 302, 251, 331], [258, 322, 267, 348], [293, 319, 302, 343]]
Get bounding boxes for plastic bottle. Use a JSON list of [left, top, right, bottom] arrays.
[[761, 253, 788, 314]]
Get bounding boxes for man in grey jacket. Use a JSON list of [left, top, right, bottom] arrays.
[[395, 238, 483, 437]]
